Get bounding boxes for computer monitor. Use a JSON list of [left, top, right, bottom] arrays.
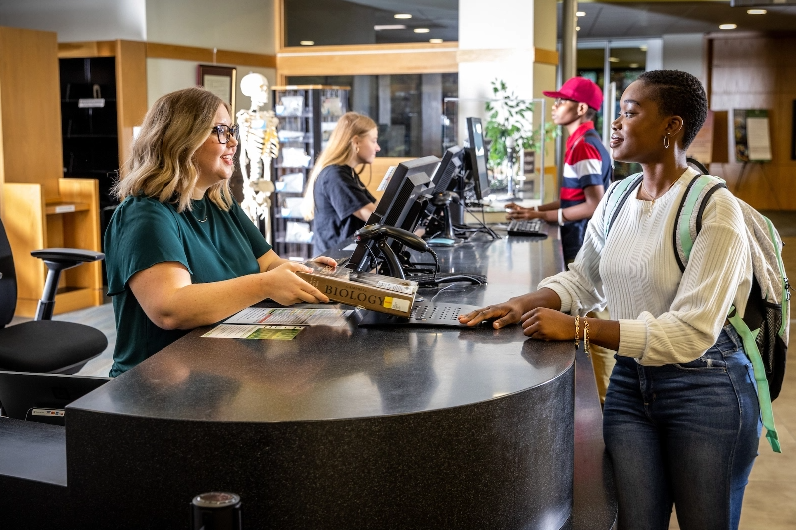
[[0, 371, 111, 425], [465, 117, 490, 201], [348, 156, 439, 273], [431, 145, 464, 196]]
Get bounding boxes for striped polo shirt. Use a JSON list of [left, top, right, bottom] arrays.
[[559, 122, 612, 262]]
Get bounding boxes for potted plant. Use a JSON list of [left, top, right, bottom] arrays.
[[484, 79, 557, 185]]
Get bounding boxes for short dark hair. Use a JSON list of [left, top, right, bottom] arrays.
[[636, 70, 708, 149], [584, 107, 597, 121]]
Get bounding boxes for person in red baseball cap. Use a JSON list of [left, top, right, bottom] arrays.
[[505, 76, 612, 264]]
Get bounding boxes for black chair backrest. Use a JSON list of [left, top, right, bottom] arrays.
[[0, 219, 18, 328]]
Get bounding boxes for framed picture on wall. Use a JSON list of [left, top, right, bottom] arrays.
[[198, 65, 236, 110]]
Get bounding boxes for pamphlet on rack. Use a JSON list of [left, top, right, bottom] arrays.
[[203, 324, 304, 340], [224, 307, 353, 327], [296, 261, 418, 317]]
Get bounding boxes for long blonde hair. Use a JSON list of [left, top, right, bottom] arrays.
[[114, 87, 234, 212], [301, 112, 377, 221]]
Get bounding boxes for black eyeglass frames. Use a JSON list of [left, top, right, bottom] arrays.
[[211, 124, 239, 144]]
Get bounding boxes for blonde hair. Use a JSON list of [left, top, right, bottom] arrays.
[[114, 87, 234, 212], [301, 112, 377, 221]]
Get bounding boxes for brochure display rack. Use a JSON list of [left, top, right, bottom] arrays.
[[270, 85, 349, 259]]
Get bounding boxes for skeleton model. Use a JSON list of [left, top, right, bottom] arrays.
[[236, 73, 279, 240]]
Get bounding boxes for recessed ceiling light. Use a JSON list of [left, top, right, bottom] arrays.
[[719, 23, 737, 30], [640, 45, 648, 52], [576, 11, 586, 17], [394, 13, 412, 19], [414, 28, 430, 33], [300, 41, 314, 46], [429, 38, 443, 43], [576, 26, 581, 31], [609, 57, 620, 63], [374, 25, 406, 30], [629, 63, 639, 68], [747, 9, 766, 14]]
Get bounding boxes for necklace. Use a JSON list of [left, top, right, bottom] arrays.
[[639, 179, 676, 217], [191, 199, 208, 223]]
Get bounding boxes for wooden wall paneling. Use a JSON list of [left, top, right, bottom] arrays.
[[364, 157, 412, 202], [277, 49, 458, 77], [116, 40, 148, 171], [707, 33, 796, 210], [145, 42, 276, 68], [58, 40, 116, 58], [0, 27, 63, 201], [3, 183, 47, 314]]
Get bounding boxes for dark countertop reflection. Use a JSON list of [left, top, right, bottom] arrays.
[[71, 232, 569, 423]]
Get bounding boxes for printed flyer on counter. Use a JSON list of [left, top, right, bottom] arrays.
[[224, 307, 353, 327], [202, 324, 304, 340]]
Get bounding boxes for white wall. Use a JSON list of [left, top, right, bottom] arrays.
[[145, 0, 276, 114], [0, 0, 146, 41], [145, 0, 275, 54], [147, 58, 276, 115], [662, 33, 705, 86]]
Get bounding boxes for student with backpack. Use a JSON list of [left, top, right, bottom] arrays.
[[460, 70, 773, 530]]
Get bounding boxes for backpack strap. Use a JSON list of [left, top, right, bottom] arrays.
[[672, 174, 727, 271], [728, 305, 782, 453], [603, 173, 643, 240]]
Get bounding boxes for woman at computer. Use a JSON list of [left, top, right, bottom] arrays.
[[301, 112, 380, 254], [460, 71, 759, 530], [105, 87, 335, 377]]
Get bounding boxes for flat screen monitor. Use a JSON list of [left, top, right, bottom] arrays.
[[348, 156, 439, 273], [0, 371, 110, 425], [432, 145, 464, 195], [466, 117, 490, 201]]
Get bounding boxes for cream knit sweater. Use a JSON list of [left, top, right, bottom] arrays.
[[539, 167, 752, 366]]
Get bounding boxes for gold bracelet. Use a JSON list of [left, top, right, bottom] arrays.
[[574, 315, 580, 349], [583, 319, 591, 357]]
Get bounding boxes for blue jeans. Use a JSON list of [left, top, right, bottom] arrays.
[[603, 325, 761, 530]]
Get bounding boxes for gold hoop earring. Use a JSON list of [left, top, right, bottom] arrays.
[[663, 134, 670, 149]]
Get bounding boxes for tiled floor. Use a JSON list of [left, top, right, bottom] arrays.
[[39, 214, 796, 529]]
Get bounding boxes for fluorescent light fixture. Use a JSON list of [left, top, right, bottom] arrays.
[[609, 57, 620, 63], [640, 45, 648, 51], [429, 38, 444, 43], [300, 40, 314, 46], [719, 23, 737, 30], [394, 13, 412, 19], [629, 63, 639, 68], [414, 28, 430, 33], [576, 11, 586, 16], [747, 8, 766, 14], [374, 25, 406, 30]]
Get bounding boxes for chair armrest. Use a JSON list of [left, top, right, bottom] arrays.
[[31, 248, 105, 266]]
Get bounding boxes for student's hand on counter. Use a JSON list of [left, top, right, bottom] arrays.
[[263, 261, 331, 305], [520, 308, 575, 340], [505, 204, 542, 221], [458, 299, 526, 329]]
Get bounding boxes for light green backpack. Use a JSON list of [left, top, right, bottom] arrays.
[[603, 172, 789, 453]]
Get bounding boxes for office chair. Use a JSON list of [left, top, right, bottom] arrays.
[[0, 219, 107, 374]]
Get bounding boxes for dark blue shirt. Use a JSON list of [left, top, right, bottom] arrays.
[[313, 164, 376, 254]]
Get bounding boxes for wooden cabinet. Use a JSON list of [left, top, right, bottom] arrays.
[[0, 27, 104, 316]]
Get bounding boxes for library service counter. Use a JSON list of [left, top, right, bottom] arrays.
[[0, 229, 616, 529]]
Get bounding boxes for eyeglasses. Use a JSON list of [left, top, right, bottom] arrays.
[[211, 124, 239, 144], [553, 98, 576, 107]]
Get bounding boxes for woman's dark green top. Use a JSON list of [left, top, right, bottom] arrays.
[[104, 196, 271, 377]]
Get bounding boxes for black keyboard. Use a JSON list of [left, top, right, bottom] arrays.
[[507, 219, 546, 237]]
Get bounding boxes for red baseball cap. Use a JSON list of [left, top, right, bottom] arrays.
[[543, 77, 603, 110]]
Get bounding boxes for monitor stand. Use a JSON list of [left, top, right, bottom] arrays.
[[426, 192, 462, 246]]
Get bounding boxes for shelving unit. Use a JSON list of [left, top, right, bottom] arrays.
[[270, 85, 349, 259], [0, 27, 106, 317]]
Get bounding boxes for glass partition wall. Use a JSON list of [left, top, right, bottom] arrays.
[[577, 40, 648, 179]]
